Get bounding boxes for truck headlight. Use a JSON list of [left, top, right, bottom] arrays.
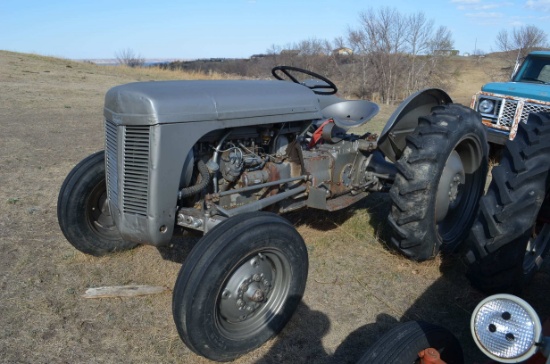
[[478, 99, 495, 114], [471, 294, 542, 363]]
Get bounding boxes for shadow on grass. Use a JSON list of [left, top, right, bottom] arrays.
[[258, 252, 550, 363], [155, 230, 201, 264], [284, 191, 393, 243], [340, 255, 487, 363], [256, 301, 399, 364]]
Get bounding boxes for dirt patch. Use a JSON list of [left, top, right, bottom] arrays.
[[1, 51, 548, 363]]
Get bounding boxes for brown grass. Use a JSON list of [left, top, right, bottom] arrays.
[[1, 50, 549, 364]]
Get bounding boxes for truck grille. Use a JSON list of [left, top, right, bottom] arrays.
[[521, 102, 550, 123], [495, 99, 550, 128], [499, 99, 518, 127], [105, 121, 150, 216]]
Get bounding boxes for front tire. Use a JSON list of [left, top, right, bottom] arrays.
[[358, 321, 464, 364], [388, 104, 488, 261], [465, 112, 550, 294], [172, 212, 308, 362], [57, 151, 137, 256]]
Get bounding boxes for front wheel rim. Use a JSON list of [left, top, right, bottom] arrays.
[[86, 181, 118, 239], [217, 248, 291, 340]]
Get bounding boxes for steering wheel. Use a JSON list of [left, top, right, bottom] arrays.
[[271, 66, 338, 95]]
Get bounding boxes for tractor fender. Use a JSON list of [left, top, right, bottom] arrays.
[[377, 88, 452, 163]]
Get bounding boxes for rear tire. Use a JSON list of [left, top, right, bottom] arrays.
[[388, 104, 488, 261], [465, 112, 550, 294], [358, 321, 464, 364], [57, 151, 137, 256]]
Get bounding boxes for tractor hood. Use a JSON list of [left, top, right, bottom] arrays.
[[104, 80, 324, 125], [481, 82, 550, 102]]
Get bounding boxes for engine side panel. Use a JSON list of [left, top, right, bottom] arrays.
[[107, 118, 314, 246]]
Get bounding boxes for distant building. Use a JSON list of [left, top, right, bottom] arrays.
[[280, 49, 301, 57], [333, 47, 353, 56], [434, 49, 459, 57]]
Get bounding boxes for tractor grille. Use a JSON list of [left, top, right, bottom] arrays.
[[122, 126, 150, 216], [105, 121, 150, 216]]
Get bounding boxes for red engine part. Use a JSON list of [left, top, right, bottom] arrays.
[[418, 348, 446, 364]]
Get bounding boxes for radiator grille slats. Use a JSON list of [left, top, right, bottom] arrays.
[[105, 121, 119, 209], [123, 126, 150, 216], [104, 121, 150, 217]]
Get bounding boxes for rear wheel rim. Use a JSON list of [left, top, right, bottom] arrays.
[[436, 136, 484, 245]]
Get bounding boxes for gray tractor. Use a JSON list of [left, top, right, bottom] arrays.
[[57, 66, 488, 361]]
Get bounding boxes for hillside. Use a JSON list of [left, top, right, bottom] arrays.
[[1, 50, 544, 364]]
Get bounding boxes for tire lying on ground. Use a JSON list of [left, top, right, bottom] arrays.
[[388, 104, 488, 261], [57, 151, 137, 256], [465, 112, 550, 294], [357, 321, 464, 364]]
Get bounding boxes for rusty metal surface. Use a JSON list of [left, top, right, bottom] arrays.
[[474, 91, 550, 141], [418, 348, 446, 364]]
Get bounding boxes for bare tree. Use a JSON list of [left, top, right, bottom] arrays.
[[350, 7, 409, 103], [346, 8, 454, 103], [115, 48, 145, 68], [495, 25, 548, 64], [406, 13, 434, 94]]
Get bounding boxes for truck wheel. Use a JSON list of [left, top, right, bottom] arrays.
[[388, 104, 488, 261], [57, 151, 137, 256], [465, 112, 550, 294], [172, 212, 308, 362], [358, 321, 463, 364]]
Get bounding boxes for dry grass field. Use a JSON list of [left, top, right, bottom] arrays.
[[1, 50, 549, 364]]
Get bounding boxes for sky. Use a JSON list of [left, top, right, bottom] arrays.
[[1, 0, 550, 60]]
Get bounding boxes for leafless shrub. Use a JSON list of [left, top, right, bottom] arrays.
[[115, 48, 145, 68]]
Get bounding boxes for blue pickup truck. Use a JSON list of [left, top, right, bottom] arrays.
[[471, 51, 550, 144]]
